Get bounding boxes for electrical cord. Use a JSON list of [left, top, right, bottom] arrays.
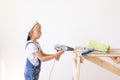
[[49, 59, 56, 80]]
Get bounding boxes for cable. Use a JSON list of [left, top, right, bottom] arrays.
[[49, 59, 56, 80]]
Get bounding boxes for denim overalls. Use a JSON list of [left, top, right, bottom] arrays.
[[24, 42, 41, 80]]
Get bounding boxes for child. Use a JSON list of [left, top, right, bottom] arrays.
[[24, 21, 64, 80]]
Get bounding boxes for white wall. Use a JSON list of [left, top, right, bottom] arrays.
[[0, 0, 120, 80]]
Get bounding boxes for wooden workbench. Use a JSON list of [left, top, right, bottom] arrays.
[[73, 48, 120, 80]]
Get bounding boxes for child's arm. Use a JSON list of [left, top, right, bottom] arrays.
[[40, 50, 55, 56], [34, 50, 64, 62]]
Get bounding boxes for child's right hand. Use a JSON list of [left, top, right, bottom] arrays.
[[55, 51, 64, 60]]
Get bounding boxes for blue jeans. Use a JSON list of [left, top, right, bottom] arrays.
[[24, 58, 41, 80], [24, 67, 40, 80]]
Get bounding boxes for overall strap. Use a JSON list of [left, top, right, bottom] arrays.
[[25, 42, 35, 49]]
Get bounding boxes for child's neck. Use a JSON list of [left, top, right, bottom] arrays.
[[30, 39, 37, 43]]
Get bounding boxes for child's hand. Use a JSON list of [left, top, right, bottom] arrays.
[[55, 51, 64, 60]]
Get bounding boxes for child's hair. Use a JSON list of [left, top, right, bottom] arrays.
[[27, 35, 31, 41]]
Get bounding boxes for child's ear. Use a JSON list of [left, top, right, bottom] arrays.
[[29, 31, 33, 36], [30, 30, 34, 33]]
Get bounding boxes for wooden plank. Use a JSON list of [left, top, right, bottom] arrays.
[[76, 48, 120, 57], [87, 49, 120, 56], [73, 49, 81, 80], [84, 56, 120, 76], [87, 53, 120, 57], [73, 57, 80, 80], [76, 47, 120, 54]]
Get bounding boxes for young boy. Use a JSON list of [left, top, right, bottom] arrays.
[[24, 21, 64, 80]]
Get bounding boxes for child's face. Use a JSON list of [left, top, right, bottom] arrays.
[[31, 23, 42, 39]]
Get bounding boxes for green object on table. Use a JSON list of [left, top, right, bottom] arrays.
[[88, 40, 110, 52]]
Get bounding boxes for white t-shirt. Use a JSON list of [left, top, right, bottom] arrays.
[[25, 41, 41, 66]]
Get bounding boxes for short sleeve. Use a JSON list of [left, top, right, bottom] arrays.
[[26, 43, 39, 54]]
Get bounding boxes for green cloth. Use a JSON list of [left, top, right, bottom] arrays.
[[88, 40, 110, 52]]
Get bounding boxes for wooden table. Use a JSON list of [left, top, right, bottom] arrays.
[[73, 48, 120, 80]]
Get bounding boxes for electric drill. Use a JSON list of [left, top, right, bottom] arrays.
[[54, 44, 74, 60], [54, 44, 74, 52]]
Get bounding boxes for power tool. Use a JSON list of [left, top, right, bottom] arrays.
[[54, 44, 74, 52], [54, 44, 74, 60]]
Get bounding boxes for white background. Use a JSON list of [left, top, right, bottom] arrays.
[[0, 0, 120, 80]]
